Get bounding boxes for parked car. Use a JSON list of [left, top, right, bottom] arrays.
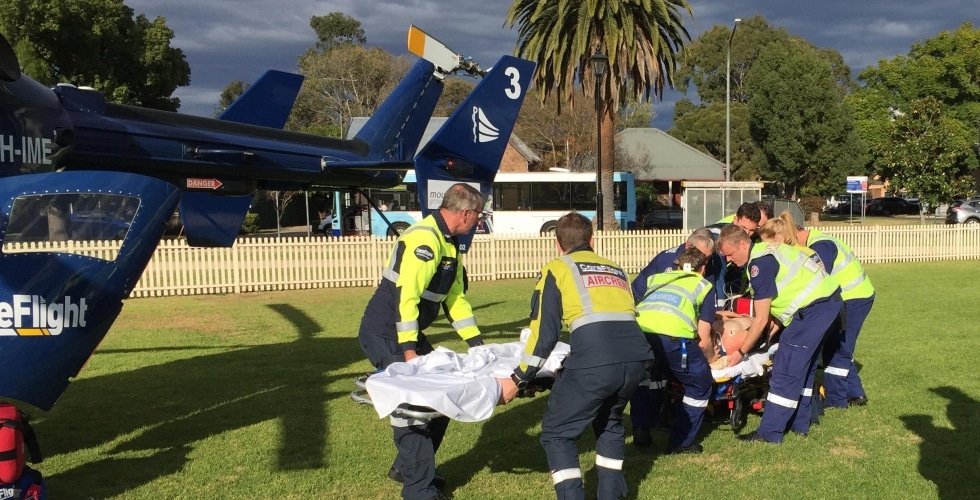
[[945, 199, 980, 224], [640, 209, 683, 230], [827, 201, 858, 215], [824, 194, 853, 212], [762, 197, 805, 224], [865, 197, 919, 216]]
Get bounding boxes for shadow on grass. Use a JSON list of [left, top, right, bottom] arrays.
[[901, 386, 980, 500], [440, 396, 549, 492], [35, 303, 362, 498], [439, 394, 658, 499]]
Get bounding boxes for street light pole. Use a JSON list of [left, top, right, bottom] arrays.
[[591, 49, 608, 230], [726, 18, 742, 183]]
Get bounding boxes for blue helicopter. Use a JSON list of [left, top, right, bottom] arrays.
[[0, 26, 535, 410]]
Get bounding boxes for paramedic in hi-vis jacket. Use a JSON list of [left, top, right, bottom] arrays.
[[628, 227, 719, 446], [499, 213, 653, 500], [358, 183, 486, 500], [716, 225, 842, 443], [635, 246, 718, 454], [798, 226, 875, 408]]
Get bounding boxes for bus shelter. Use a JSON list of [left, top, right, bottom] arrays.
[[681, 181, 763, 230]]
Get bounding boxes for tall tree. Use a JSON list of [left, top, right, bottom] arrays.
[[879, 96, 973, 221], [746, 41, 864, 198], [506, 0, 692, 230], [0, 0, 189, 110], [309, 12, 366, 51], [618, 96, 655, 130], [668, 100, 761, 180], [216, 80, 248, 117], [433, 78, 477, 118], [515, 88, 597, 171], [287, 45, 409, 136], [675, 16, 791, 106], [671, 16, 856, 182], [850, 22, 980, 193]]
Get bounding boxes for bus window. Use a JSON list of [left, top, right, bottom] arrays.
[[570, 183, 596, 211], [495, 184, 524, 210], [531, 182, 570, 211]]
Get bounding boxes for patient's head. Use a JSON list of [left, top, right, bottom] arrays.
[[714, 316, 752, 355]]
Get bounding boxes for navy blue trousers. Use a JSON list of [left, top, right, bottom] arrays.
[[359, 331, 445, 500], [822, 295, 874, 407], [656, 335, 712, 448], [541, 361, 647, 500], [756, 298, 842, 442]]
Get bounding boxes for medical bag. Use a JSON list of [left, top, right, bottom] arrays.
[[0, 403, 44, 499], [733, 296, 753, 316]]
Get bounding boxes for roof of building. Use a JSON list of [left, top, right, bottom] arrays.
[[617, 128, 724, 182]]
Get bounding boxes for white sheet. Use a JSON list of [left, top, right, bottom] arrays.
[[710, 344, 777, 381], [365, 340, 570, 423]]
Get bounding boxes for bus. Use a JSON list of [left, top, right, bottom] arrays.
[[323, 171, 636, 237]]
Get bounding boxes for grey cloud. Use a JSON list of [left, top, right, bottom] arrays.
[[128, 0, 974, 127]]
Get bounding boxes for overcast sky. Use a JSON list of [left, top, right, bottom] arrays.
[[126, 0, 977, 129]]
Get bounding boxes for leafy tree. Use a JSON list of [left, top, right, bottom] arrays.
[[310, 12, 366, 51], [675, 16, 790, 106], [879, 96, 974, 222], [506, 0, 692, 230], [668, 100, 762, 180], [671, 16, 859, 186], [216, 80, 248, 117], [433, 78, 476, 117], [0, 0, 190, 110], [850, 22, 980, 195], [746, 41, 864, 198], [618, 96, 655, 130], [514, 88, 597, 171], [513, 89, 653, 172], [287, 44, 409, 136]]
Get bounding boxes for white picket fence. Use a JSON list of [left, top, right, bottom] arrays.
[[6, 225, 980, 298]]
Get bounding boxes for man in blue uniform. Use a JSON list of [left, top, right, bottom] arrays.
[[716, 225, 842, 443], [798, 226, 875, 408], [716, 201, 771, 232], [358, 183, 486, 500], [635, 246, 718, 454], [499, 213, 653, 500], [630, 227, 720, 299], [711, 202, 771, 303], [628, 227, 718, 445]]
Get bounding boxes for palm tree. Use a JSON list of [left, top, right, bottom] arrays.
[[506, 0, 692, 230]]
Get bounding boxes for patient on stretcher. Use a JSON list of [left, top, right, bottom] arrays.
[[708, 314, 777, 380]]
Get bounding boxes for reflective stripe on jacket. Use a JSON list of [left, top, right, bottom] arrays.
[[636, 271, 711, 339], [748, 242, 838, 325], [806, 229, 874, 300], [520, 246, 652, 375], [380, 213, 479, 346]]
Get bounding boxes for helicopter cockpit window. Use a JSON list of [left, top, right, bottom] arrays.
[[3, 193, 139, 259]]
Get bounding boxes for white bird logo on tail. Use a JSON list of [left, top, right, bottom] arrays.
[[471, 106, 498, 143]]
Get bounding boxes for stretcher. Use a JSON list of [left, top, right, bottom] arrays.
[[708, 347, 775, 431], [661, 346, 775, 432], [350, 338, 569, 423]]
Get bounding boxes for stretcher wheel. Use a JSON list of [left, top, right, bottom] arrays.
[[730, 397, 746, 432]]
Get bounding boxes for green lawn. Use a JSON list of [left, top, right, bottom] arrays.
[[28, 260, 980, 499]]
